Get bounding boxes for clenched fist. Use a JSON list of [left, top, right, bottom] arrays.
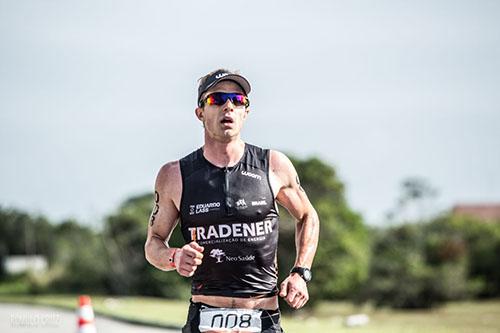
[[174, 242, 204, 277], [279, 274, 309, 309]]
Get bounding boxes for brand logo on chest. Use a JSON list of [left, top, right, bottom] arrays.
[[189, 221, 274, 241], [236, 198, 248, 210], [209, 248, 255, 264], [189, 202, 221, 215], [241, 170, 262, 180]]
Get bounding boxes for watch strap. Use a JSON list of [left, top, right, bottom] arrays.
[[290, 266, 312, 282]]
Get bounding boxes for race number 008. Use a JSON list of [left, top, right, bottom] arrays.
[[199, 307, 262, 332], [211, 313, 252, 329]]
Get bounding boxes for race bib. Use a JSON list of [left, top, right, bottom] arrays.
[[199, 307, 262, 332]]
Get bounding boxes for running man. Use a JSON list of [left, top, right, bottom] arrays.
[[144, 69, 320, 333]]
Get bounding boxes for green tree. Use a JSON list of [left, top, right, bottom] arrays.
[[49, 220, 110, 293], [102, 194, 189, 297], [0, 206, 56, 275], [441, 215, 500, 297], [278, 157, 370, 308], [362, 224, 445, 308], [362, 215, 488, 309]]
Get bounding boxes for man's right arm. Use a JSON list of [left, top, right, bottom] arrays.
[[144, 161, 181, 271], [144, 161, 204, 276]]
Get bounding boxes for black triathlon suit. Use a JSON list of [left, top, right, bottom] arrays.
[[179, 143, 284, 332]]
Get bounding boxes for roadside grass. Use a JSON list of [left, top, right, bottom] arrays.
[[0, 294, 499, 333], [284, 300, 500, 333]]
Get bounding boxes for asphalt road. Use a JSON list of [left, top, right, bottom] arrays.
[[0, 303, 180, 333]]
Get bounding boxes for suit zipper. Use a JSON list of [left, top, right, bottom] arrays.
[[223, 167, 233, 215]]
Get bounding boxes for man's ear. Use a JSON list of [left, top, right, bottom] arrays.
[[243, 107, 250, 119], [195, 107, 204, 121]]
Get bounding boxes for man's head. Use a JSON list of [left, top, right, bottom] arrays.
[[195, 69, 252, 142], [197, 69, 251, 107]]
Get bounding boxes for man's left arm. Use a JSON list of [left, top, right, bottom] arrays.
[[270, 150, 320, 309]]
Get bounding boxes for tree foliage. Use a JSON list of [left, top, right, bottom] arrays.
[[101, 194, 189, 297], [0, 207, 55, 259], [361, 213, 500, 308], [280, 157, 370, 306], [49, 220, 110, 293]]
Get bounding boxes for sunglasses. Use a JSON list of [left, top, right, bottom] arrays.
[[200, 92, 250, 108]]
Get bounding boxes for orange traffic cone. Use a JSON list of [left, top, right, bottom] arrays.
[[77, 295, 96, 333]]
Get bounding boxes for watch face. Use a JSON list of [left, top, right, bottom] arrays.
[[291, 267, 312, 282], [303, 269, 312, 281]]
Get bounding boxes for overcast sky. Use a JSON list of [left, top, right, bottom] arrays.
[[1, 0, 499, 226]]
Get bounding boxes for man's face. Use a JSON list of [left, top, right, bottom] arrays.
[[196, 80, 249, 142]]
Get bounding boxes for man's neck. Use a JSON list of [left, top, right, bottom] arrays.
[[203, 136, 245, 168]]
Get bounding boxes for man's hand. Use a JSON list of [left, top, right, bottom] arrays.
[[175, 242, 204, 277], [279, 273, 309, 309]]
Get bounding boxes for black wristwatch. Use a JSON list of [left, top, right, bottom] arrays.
[[290, 267, 312, 283]]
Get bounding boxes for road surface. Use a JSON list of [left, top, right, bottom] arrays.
[[0, 303, 180, 333]]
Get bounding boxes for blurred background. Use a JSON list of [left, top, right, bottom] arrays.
[[1, 1, 499, 332]]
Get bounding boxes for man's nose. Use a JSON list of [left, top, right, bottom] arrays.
[[221, 99, 235, 112]]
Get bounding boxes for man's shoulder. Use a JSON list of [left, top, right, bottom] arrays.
[[158, 148, 202, 179], [268, 149, 292, 168], [245, 142, 271, 154], [241, 143, 291, 167], [268, 150, 296, 184], [154, 160, 182, 207], [242, 143, 291, 169], [179, 147, 201, 163], [156, 160, 181, 187]]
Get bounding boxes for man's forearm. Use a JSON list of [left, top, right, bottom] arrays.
[[294, 208, 320, 268], [144, 235, 177, 271]]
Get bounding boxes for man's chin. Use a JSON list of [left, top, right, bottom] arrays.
[[222, 129, 237, 136], [207, 130, 240, 143], [219, 132, 239, 142]]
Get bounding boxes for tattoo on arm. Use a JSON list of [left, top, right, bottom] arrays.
[[149, 191, 160, 226], [296, 175, 305, 192]]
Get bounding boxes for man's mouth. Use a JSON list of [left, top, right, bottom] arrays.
[[220, 117, 234, 124]]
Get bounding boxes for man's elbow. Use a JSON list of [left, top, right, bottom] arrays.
[[144, 239, 154, 264], [300, 206, 319, 224], [311, 207, 319, 223], [311, 208, 320, 229]]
